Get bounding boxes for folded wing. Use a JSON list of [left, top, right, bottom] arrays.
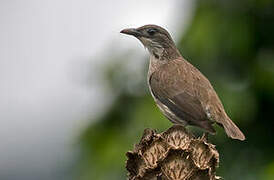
[[149, 58, 216, 133]]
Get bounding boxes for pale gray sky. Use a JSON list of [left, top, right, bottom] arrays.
[[0, 0, 192, 179]]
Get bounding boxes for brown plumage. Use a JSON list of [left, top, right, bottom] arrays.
[[121, 24, 245, 140]]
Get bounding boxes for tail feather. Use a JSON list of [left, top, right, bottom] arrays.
[[222, 117, 245, 141]]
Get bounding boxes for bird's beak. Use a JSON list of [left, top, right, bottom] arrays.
[[120, 28, 141, 37]]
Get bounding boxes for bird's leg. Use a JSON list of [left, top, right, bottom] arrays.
[[205, 132, 209, 141]]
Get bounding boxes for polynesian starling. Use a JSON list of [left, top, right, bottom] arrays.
[[121, 24, 245, 140]]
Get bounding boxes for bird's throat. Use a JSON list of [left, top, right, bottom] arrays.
[[149, 46, 180, 61], [148, 54, 166, 76]]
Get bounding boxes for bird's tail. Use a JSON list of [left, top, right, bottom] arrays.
[[222, 116, 245, 141]]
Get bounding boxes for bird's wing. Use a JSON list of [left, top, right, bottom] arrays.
[[149, 58, 217, 133]]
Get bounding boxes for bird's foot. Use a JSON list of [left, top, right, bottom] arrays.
[[201, 132, 209, 142]]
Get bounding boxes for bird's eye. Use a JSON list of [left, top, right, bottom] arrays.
[[147, 28, 157, 36]]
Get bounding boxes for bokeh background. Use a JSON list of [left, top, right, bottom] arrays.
[[1, 0, 274, 179]]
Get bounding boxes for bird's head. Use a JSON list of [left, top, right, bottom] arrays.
[[121, 24, 179, 60]]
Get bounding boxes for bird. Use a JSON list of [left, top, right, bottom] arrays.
[[120, 24, 245, 141]]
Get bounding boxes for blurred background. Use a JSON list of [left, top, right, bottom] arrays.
[[1, 0, 274, 179]]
